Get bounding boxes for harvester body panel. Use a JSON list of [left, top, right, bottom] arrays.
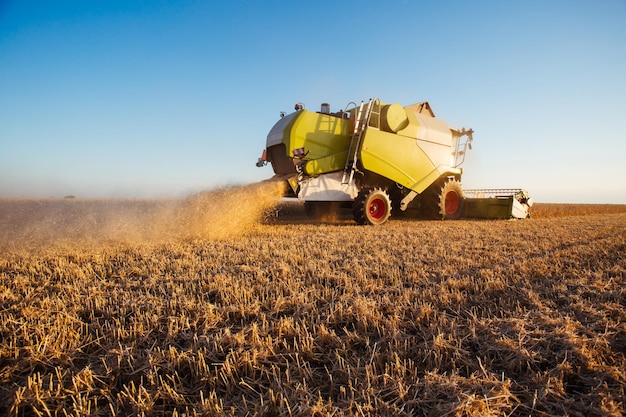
[[285, 111, 351, 171], [298, 171, 357, 202], [359, 127, 461, 194]]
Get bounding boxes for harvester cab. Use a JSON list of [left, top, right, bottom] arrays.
[[257, 98, 530, 224]]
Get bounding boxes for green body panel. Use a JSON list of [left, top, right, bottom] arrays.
[[463, 197, 514, 219], [395, 110, 419, 139], [360, 129, 443, 194], [286, 111, 351, 172], [304, 150, 349, 176]]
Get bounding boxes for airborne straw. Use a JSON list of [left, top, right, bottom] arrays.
[[0, 181, 286, 252]]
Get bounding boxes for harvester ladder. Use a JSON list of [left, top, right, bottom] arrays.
[[342, 98, 379, 185]]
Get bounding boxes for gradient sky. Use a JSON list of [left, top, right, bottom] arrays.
[[1, 1, 625, 203]]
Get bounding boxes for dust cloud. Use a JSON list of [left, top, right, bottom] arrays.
[[0, 181, 286, 252]]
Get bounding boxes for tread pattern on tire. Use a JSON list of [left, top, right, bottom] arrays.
[[353, 187, 392, 225], [439, 179, 465, 220]]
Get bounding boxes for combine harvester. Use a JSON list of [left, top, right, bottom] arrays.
[[256, 98, 532, 225]]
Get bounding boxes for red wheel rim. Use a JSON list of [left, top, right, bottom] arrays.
[[445, 191, 459, 214], [368, 197, 387, 221]]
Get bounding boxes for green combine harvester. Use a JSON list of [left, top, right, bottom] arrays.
[[257, 98, 532, 225]]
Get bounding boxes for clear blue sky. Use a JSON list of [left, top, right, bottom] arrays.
[[1, 1, 625, 203]]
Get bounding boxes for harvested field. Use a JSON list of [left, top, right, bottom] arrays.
[[529, 203, 626, 218], [1, 187, 625, 416]]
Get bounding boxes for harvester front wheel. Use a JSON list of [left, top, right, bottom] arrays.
[[353, 187, 391, 225], [439, 179, 465, 220]]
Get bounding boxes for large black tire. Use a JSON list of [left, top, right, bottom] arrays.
[[353, 187, 392, 225], [439, 179, 465, 220], [418, 178, 446, 219]]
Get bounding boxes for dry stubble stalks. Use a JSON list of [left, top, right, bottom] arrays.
[[0, 195, 625, 416], [531, 203, 626, 218]]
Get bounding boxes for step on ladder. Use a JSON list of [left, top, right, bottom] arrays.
[[342, 98, 380, 185]]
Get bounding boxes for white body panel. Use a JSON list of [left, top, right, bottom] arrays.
[[266, 112, 299, 148], [298, 172, 359, 202], [511, 199, 531, 219], [412, 112, 456, 169]]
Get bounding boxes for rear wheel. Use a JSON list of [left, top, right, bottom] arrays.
[[439, 179, 465, 220], [353, 187, 392, 225]]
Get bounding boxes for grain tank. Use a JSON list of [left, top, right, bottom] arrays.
[[256, 98, 474, 225]]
